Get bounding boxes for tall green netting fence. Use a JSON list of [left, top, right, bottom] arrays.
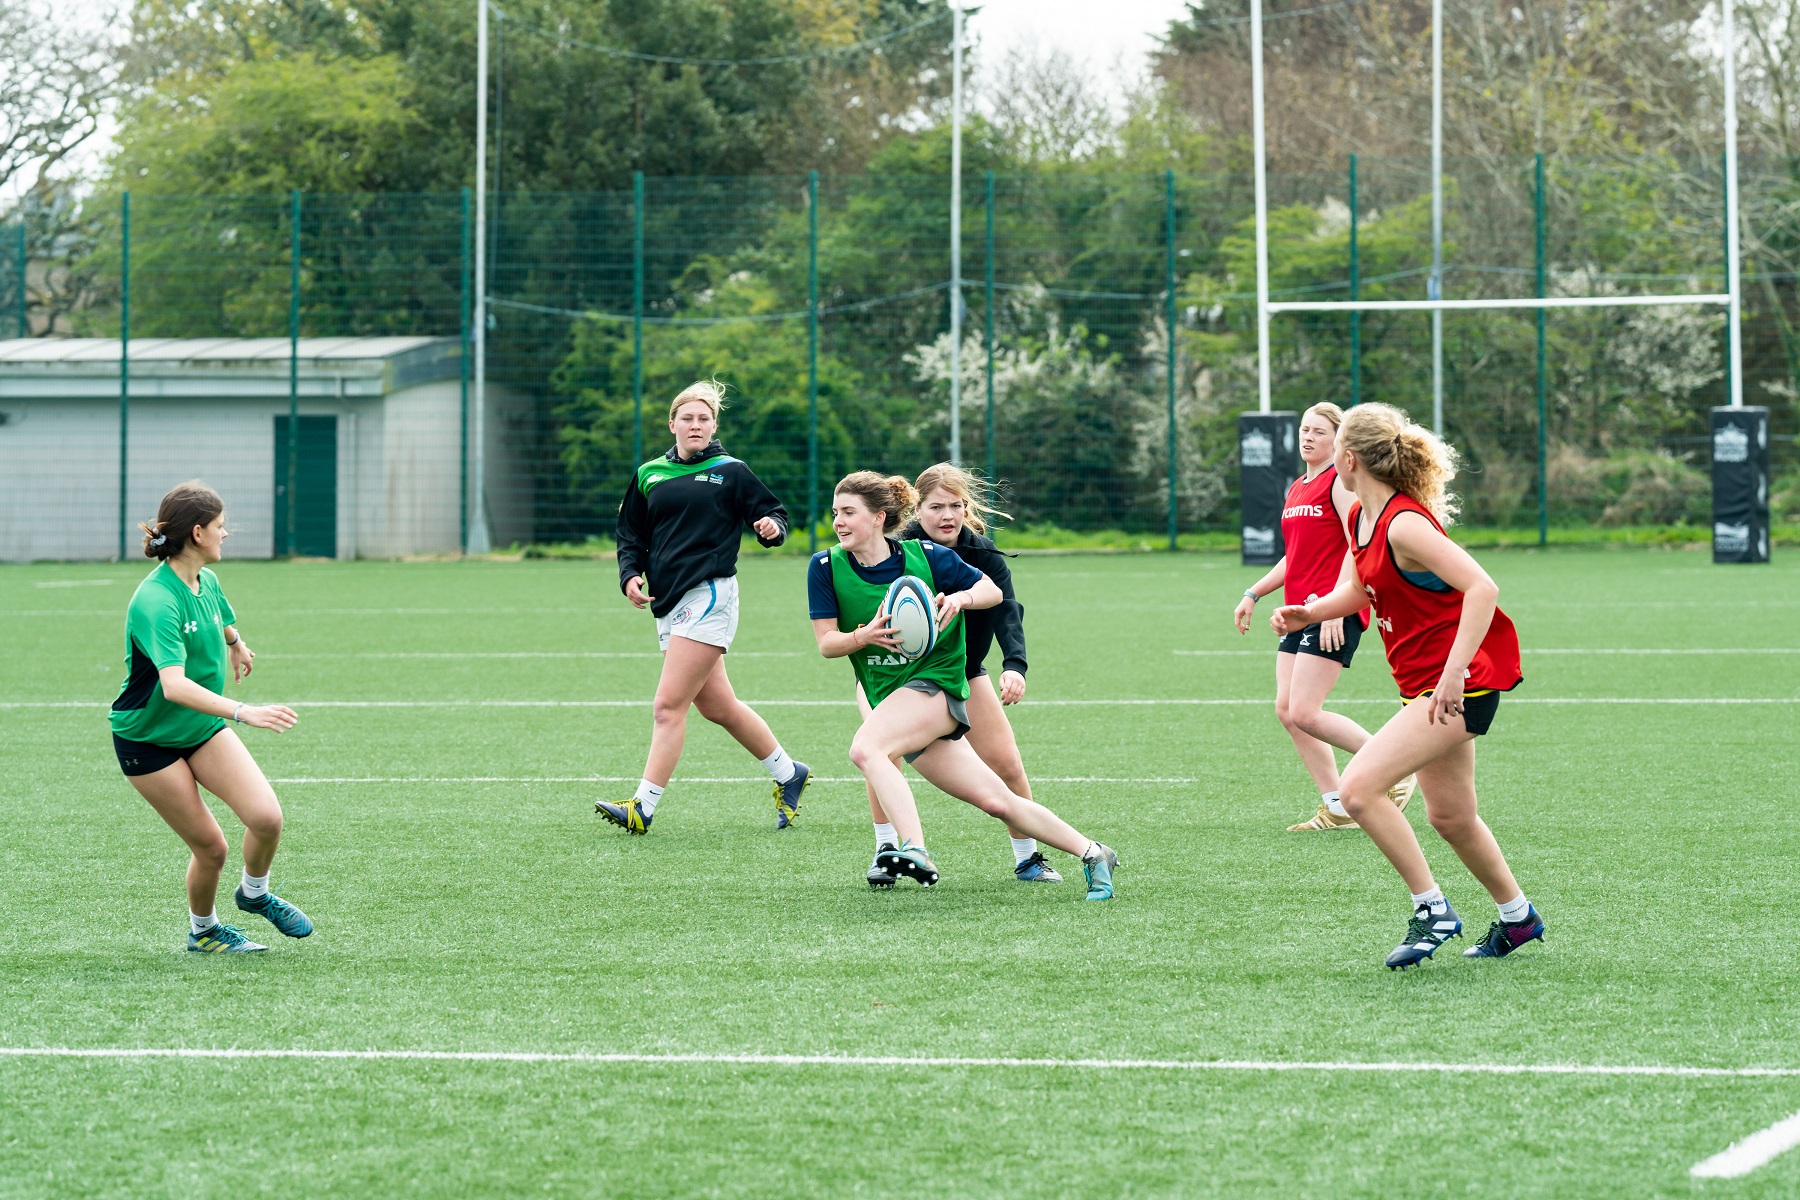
[[0, 159, 1794, 561]]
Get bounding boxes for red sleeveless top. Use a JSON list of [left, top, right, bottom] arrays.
[[1281, 465, 1367, 622], [1349, 492, 1522, 699]]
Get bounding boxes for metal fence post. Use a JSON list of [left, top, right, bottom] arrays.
[[1349, 153, 1360, 406], [288, 189, 301, 557], [631, 171, 645, 469], [118, 192, 130, 562], [460, 186, 472, 552], [1165, 170, 1178, 551], [1534, 154, 1548, 545], [14, 220, 24, 338], [984, 170, 995, 489], [807, 169, 820, 552]]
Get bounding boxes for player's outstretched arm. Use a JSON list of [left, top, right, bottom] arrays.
[[1271, 568, 1364, 633], [155, 664, 297, 732]]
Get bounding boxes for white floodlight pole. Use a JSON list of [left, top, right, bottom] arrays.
[[1723, 0, 1743, 408], [1251, 0, 1271, 412], [1430, 0, 1444, 435], [469, 0, 491, 554], [949, 1, 964, 462]]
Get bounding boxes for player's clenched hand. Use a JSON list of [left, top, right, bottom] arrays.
[[752, 516, 781, 541], [1270, 604, 1309, 635], [243, 704, 298, 733], [998, 669, 1026, 705], [1319, 617, 1345, 653], [857, 612, 902, 650], [933, 591, 968, 632], [625, 575, 654, 610], [1233, 595, 1256, 634]]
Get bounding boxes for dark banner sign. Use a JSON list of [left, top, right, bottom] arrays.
[[1711, 407, 1770, 564], [1239, 412, 1300, 566]]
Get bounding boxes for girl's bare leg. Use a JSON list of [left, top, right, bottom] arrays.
[[909, 738, 1090, 858], [128, 757, 231, 916], [1336, 700, 1475, 895], [642, 636, 726, 787], [691, 655, 778, 760], [847, 687, 957, 847], [187, 728, 284, 878]]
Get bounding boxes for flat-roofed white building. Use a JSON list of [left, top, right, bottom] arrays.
[[0, 337, 529, 561]]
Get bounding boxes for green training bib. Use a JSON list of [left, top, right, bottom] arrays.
[[829, 540, 968, 709]]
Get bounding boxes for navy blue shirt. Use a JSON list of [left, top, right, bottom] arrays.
[[807, 538, 985, 620]]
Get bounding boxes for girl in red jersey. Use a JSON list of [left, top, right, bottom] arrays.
[[1234, 403, 1414, 831], [1271, 403, 1542, 970]]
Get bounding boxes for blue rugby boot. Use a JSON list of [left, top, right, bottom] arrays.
[[773, 762, 810, 830], [234, 887, 314, 938], [1385, 901, 1463, 970], [187, 922, 266, 953], [1081, 843, 1118, 901], [877, 841, 939, 887], [1464, 907, 1545, 959], [1014, 851, 1063, 883], [596, 798, 652, 834]]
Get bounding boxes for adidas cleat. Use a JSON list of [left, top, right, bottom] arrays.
[[596, 798, 652, 834], [867, 844, 898, 890], [1464, 907, 1545, 959], [774, 762, 810, 830], [1014, 852, 1063, 883], [1386, 774, 1417, 813], [234, 888, 313, 938], [1385, 902, 1463, 970], [187, 923, 266, 953], [1082, 843, 1119, 901], [877, 841, 939, 887], [1288, 804, 1359, 831]]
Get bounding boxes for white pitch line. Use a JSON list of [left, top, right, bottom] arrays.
[[2, 1046, 1799, 1079], [1691, 1109, 1800, 1178], [1177, 648, 1800, 657], [267, 775, 1200, 785], [264, 652, 803, 660], [6, 698, 1800, 710]]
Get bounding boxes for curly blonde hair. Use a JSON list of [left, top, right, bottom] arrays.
[[912, 462, 1010, 536], [1338, 403, 1460, 524]]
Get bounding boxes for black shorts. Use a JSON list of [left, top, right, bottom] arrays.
[[1408, 690, 1502, 737], [113, 729, 224, 777], [899, 679, 970, 764], [1277, 613, 1363, 667]]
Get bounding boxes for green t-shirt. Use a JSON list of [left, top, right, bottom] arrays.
[[829, 539, 969, 709], [109, 563, 237, 748]]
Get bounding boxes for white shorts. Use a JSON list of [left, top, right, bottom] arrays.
[[654, 576, 740, 652]]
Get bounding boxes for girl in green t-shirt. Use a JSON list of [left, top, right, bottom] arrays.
[[111, 482, 313, 953], [808, 472, 1119, 900]]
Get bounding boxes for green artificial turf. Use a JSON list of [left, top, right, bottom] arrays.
[[2, 547, 1798, 1197]]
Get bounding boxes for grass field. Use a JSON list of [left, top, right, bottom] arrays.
[[3, 546, 1799, 1198]]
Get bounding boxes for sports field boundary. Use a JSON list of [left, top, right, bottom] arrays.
[[5, 697, 1799, 710], [2, 1046, 1798, 1078]]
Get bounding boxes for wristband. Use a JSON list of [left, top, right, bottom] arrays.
[[231, 703, 244, 723], [225, 634, 239, 646], [1243, 589, 1260, 602]]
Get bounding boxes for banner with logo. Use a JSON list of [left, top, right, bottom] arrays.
[[1711, 406, 1770, 564], [1239, 412, 1300, 566]]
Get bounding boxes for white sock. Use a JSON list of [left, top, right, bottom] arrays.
[[634, 779, 665, 816], [190, 911, 218, 936], [1323, 791, 1348, 817], [1497, 893, 1532, 923], [759, 746, 797, 785], [239, 871, 269, 899], [1410, 885, 1447, 914], [1010, 837, 1038, 865], [873, 822, 897, 851]]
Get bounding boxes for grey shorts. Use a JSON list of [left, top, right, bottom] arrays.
[[899, 679, 970, 763]]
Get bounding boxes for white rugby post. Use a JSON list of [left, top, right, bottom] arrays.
[[469, 0, 492, 554], [948, 1, 965, 462], [1430, 0, 1444, 434], [1246, 0, 1743, 413]]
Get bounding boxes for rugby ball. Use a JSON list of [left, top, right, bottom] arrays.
[[879, 575, 938, 662]]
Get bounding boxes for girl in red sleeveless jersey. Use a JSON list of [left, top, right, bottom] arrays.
[[1234, 403, 1415, 831], [1271, 403, 1543, 970]]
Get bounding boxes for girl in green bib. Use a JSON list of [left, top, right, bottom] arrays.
[[112, 482, 312, 953], [807, 473, 1119, 899]]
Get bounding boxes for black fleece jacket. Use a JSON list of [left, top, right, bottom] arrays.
[[898, 520, 1027, 679], [616, 440, 788, 618]]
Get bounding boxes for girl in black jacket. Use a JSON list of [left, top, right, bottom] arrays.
[[862, 463, 1058, 885], [597, 381, 810, 834]]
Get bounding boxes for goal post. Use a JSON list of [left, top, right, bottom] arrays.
[[1246, 0, 1756, 558]]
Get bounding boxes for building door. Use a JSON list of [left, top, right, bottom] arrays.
[[274, 415, 337, 557]]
